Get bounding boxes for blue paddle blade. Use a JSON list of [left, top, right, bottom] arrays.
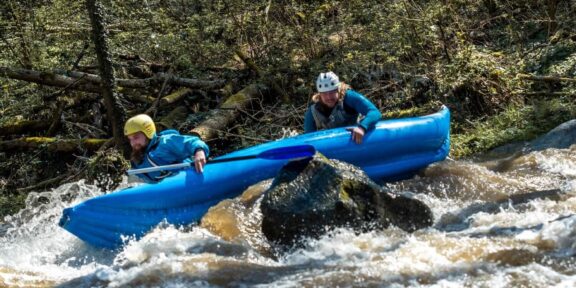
[[128, 144, 317, 173], [258, 144, 316, 160]]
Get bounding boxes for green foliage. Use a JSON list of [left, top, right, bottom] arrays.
[[85, 148, 130, 191], [451, 98, 576, 158], [1, 0, 576, 192], [522, 40, 576, 76], [0, 192, 26, 218], [436, 44, 524, 119]]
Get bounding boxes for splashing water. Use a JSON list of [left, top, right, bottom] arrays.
[[1, 146, 576, 287]]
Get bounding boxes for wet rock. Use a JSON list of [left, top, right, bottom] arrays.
[[486, 119, 576, 158], [261, 154, 433, 246], [527, 119, 576, 151]]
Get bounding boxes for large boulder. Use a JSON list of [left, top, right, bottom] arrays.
[[527, 119, 576, 151], [261, 154, 433, 246], [484, 119, 576, 159]]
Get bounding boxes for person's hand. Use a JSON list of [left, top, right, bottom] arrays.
[[346, 126, 365, 144], [193, 149, 207, 173]]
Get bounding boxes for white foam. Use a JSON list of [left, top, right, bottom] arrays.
[[517, 215, 576, 255], [536, 150, 576, 178], [1, 147, 575, 287], [0, 180, 116, 282]]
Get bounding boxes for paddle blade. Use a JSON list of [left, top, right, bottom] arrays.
[[258, 144, 316, 160]]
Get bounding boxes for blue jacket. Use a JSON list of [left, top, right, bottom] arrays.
[[132, 129, 210, 183], [304, 89, 381, 133]]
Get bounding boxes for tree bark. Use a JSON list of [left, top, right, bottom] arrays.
[[155, 72, 226, 90], [190, 84, 268, 142], [46, 104, 64, 137], [0, 114, 97, 137], [235, 50, 289, 103], [0, 66, 226, 92], [518, 73, 576, 83], [158, 87, 192, 105], [0, 137, 107, 152], [0, 66, 102, 92], [86, 0, 128, 151], [546, 0, 558, 38], [156, 106, 189, 130], [0, 120, 51, 136], [144, 87, 192, 115]]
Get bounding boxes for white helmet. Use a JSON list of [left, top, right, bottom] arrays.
[[316, 71, 340, 92]]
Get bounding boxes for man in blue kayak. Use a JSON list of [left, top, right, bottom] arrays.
[[304, 71, 382, 144], [124, 114, 209, 183]]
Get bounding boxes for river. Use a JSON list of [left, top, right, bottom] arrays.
[[1, 144, 575, 287]]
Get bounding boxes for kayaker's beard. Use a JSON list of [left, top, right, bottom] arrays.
[[131, 146, 146, 164]]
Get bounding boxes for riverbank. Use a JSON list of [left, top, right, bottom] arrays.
[[1, 0, 576, 218]]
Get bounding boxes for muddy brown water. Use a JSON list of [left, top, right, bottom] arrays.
[[1, 146, 575, 287]]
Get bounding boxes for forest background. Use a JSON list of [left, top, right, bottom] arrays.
[[1, 0, 575, 217]]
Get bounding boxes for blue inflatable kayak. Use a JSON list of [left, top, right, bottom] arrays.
[[59, 106, 450, 249]]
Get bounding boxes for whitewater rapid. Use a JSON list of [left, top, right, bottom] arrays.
[[1, 146, 575, 287]]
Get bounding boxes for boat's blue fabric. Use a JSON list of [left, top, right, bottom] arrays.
[[59, 106, 450, 249]]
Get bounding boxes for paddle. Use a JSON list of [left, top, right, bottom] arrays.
[[126, 144, 316, 176]]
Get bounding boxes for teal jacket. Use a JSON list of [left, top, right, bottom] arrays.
[[131, 130, 209, 183], [304, 89, 381, 133]]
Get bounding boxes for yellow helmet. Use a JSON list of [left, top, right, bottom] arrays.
[[124, 114, 156, 139]]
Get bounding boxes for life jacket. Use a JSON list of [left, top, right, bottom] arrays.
[[131, 129, 182, 183], [310, 100, 359, 130]]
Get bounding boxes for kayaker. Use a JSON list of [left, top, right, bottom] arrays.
[[304, 71, 382, 144], [124, 114, 209, 183]]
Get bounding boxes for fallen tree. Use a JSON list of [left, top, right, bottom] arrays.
[[156, 106, 189, 130], [518, 73, 576, 83], [0, 120, 52, 137], [235, 50, 289, 103], [0, 67, 101, 92], [0, 66, 227, 93], [190, 83, 269, 142], [144, 87, 193, 115], [0, 111, 101, 138], [0, 137, 107, 152]]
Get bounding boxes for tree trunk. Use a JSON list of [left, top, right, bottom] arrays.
[[547, 0, 558, 38], [0, 67, 226, 92], [0, 120, 51, 136], [144, 87, 192, 115], [190, 84, 268, 142], [156, 106, 189, 130], [518, 73, 576, 83], [86, 0, 128, 152], [0, 114, 97, 137], [235, 50, 289, 103], [0, 137, 107, 152], [0, 67, 102, 92]]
